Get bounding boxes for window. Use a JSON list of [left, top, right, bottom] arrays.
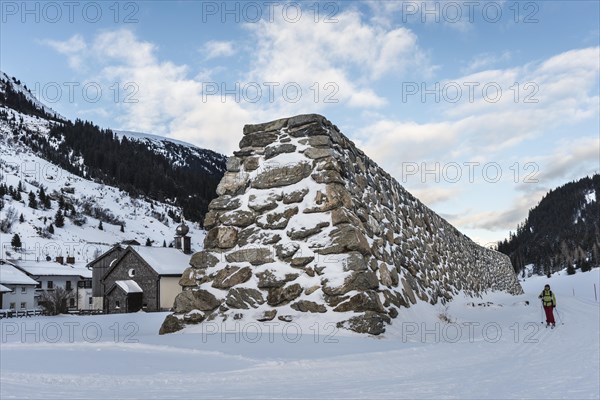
[[115, 301, 120, 308], [88, 297, 93, 305], [20, 302, 26, 309], [21, 286, 27, 293], [66, 281, 72, 290], [69, 298, 75, 307], [128, 268, 136, 278], [47, 281, 53, 289], [36, 282, 42, 289], [9, 302, 15, 310]]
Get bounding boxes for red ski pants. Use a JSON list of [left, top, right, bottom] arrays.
[[543, 306, 555, 324]]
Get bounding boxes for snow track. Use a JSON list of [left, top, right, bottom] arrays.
[[1, 271, 598, 399]]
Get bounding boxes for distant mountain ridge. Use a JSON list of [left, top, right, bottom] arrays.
[[498, 174, 600, 275], [0, 72, 226, 223]]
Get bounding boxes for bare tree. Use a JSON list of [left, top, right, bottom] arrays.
[[38, 287, 76, 315]]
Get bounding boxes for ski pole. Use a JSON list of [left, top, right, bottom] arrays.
[[540, 303, 545, 324], [555, 307, 564, 325]]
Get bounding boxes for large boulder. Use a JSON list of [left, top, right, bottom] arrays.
[[212, 266, 253, 289], [173, 290, 221, 313]]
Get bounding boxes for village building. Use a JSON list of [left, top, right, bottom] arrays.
[[89, 223, 192, 313], [10, 256, 93, 311], [0, 260, 38, 312]]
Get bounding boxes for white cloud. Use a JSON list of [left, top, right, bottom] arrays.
[[244, 8, 432, 111], [201, 41, 235, 60], [42, 34, 87, 70]]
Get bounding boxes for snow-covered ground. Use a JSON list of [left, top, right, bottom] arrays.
[[1, 269, 598, 399]]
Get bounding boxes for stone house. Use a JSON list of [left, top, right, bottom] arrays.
[[87, 244, 125, 310], [102, 245, 191, 313]]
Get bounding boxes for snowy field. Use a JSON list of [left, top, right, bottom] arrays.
[[1, 269, 598, 399]]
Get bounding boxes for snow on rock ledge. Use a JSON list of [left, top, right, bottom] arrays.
[[160, 114, 523, 335]]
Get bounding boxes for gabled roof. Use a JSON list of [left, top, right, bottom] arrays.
[[85, 244, 124, 269], [115, 280, 143, 293], [105, 246, 190, 278], [0, 261, 39, 286], [9, 259, 92, 278]]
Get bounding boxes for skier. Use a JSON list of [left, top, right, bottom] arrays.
[[538, 284, 556, 328]]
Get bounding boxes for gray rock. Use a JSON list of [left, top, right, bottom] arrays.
[[337, 311, 389, 335], [257, 309, 278, 321], [226, 287, 265, 309], [287, 221, 329, 240], [275, 242, 300, 260], [252, 162, 312, 189], [342, 252, 367, 271], [183, 311, 206, 324], [267, 283, 303, 306], [311, 170, 344, 184], [288, 114, 324, 129], [322, 271, 379, 296], [239, 131, 278, 148], [243, 156, 260, 171], [226, 157, 241, 172], [256, 270, 299, 289], [303, 147, 333, 159], [219, 210, 257, 228], [290, 256, 315, 268], [248, 193, 281, 212], [216, 171, 248, 196], [212, 266, 253, 289], [189, 251, 220, 269], [179, 267, 202, 288], [257, 207, 298, 230], [159, 314, 184, 335], [291, 300, 327, 313], [282, 188, 309, 204], [243, 118, 287, 135], [265, 143, 297, 159], [379, 264, 393, 287], [278, 315, 293, 322], [225, 247, 274, 265], [209, 195, 241, 211], [203, 210, 220, 230], [205, 226, 238, 249], [316, 224, 371, 256], [333, 292, 385, 313], [173, 290, 221, 313], [388, 307, 399, 319]]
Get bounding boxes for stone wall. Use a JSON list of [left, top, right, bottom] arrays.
[[161, 114, 522, 335]]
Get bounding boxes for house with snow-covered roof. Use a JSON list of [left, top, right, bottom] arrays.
[[102, 245, 191, 313], [0, 260, 38, 311], [10, 256, 93, 311], [99, 223, 193, 313]]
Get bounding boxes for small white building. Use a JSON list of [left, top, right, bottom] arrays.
[[10, 257, 93, 311], [0, 260, 38, 311]]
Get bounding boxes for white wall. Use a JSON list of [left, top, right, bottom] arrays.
[[1, 284, 36, 310], [159, 277, 182, 310]]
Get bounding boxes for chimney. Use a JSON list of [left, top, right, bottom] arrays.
[[174, 236, 182, 250], [66, 256, 75, 264], [183, 236, 191, 254], [56, 256, 64, 264]]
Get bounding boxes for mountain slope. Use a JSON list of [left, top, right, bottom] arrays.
[[0, 72, 226, 224], [498, 174, 600, 275]]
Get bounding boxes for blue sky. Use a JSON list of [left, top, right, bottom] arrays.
[[1, 1, 599, 245]]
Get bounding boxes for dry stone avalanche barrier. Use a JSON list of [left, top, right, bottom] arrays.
[[160, 114, 523, 335]]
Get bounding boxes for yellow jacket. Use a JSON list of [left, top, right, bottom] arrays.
[[539, 289, 556, 307]]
